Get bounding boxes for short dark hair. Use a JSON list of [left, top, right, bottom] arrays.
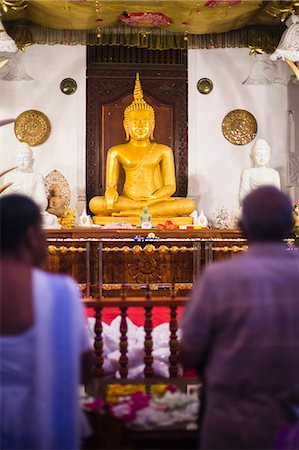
[[241, 186, 294, 242], [0, 194, 41, 253]]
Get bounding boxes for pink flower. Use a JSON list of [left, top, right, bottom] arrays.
[[82, 397, 105, 411], [110, 392, 151, 422], [119, 11, 171, 28], [166, 384, 178, 393]]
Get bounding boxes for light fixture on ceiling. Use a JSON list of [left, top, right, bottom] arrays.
[[243, 14, 299, 86], [242, 54, 292, 86], [270, 14, 299, 81], [0, 16, 33, 81]]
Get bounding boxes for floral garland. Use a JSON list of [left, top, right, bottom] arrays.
[[119, 11, 171, 28], [82, 383, 199, 428]]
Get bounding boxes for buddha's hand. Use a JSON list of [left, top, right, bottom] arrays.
[[135, 195, 156, 201], [105, 187, 119, 210]]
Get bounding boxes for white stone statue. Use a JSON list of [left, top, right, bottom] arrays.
[[1, 142, 61, 228], [234, 139, 281, 221]]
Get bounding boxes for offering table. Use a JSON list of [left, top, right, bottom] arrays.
[[45, 228, 245, 299]]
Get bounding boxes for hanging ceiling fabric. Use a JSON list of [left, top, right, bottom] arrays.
[[1, 1, 293, 50], [4, 22, 282, 51]]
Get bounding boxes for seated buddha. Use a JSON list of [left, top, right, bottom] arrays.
[[89, 73, 195, 224], [233, 139, 281, 221], [1, 142, 60, 229]]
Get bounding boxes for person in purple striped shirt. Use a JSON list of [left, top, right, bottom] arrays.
[[180, 186, 299, 450]]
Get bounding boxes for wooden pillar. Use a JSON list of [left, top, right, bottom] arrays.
[[119, 288, 128, 378], [94, 306, 104, 378], [169, 287, 179, 377], [144, 287, 154, 378]]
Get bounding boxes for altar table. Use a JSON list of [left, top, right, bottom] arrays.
[[45, 228, 246, 299]]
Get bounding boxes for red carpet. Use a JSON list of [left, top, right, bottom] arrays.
[[86, 306, 184, 327]]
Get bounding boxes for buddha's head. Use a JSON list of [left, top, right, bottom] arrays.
[[50, 183, 61, 196], [14, 142, 34, 172], [124, 73, 155, 141], [251, 139, 271, 168]]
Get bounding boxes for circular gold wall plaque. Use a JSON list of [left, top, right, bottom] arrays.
[[222, 109, 257, 145], [14, 110, 51, 146], [197, 78, 213, 94], [60, 78, 77, 95]]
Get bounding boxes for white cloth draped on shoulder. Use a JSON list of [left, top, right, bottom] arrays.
[[0, 269, 91, 450]]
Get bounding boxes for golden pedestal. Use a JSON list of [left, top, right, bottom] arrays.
[[92, 216, 193, 226]]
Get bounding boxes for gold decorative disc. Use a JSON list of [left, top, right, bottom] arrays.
[[14, 109, 51, 146], [222, 109, 257, 145], [197, 78, 213, 95]]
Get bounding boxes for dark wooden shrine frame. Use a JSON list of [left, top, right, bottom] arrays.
[[86, 46, 188, 207]]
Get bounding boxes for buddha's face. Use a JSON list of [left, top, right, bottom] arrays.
[[15, 150, 33, 172], [251, 148, 270, 168], [51, 184, 60, 196], [126, 111, 153, 141]]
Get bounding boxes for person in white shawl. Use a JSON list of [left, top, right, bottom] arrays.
[[0, 194, 93, 449]]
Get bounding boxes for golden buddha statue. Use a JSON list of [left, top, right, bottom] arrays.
[[89, 73, 195, 225]]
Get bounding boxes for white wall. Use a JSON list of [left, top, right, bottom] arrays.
[[0, 45, 86, 211], [1, 46, 291, 222], [287, 80, 299, 204], [188, 48, 288, 222]]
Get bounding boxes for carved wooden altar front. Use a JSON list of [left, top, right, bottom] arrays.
[[45, 228, 246, 299]]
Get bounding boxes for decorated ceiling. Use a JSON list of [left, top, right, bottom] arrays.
[[1, 1, 298, 50], [1, 1, 296, 34]]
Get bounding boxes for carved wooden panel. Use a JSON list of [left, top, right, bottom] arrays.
[[86, 46, 188, 206]]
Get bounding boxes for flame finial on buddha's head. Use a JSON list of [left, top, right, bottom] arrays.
[[133, 72, 143, 101], [124, 73, 155, 139]]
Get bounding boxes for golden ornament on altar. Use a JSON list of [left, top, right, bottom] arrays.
[[222, 109, 257, 145], [14, 109, 51, 146], [144, 244, 155, 254], [47, 245, 57, 255], [132, 245, 142, 255], [58, 207, 76, 229], [158, 245, 168, 254]]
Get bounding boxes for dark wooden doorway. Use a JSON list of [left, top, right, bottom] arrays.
[[86, 46, 188, 207]]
